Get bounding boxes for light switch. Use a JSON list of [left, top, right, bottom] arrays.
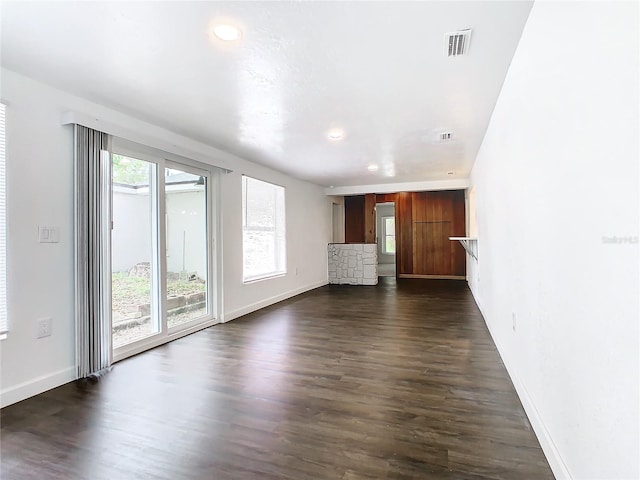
[[38, 226, 60, 243]]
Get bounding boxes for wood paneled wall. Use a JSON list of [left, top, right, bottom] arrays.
[[343, 190, 465, 277], [346, 194, 385, 243], [364, 194, 376, 243], [344, 195, 365, 243], [409, 191, 466, 277], [393, 192, 411, 275], [375, 193, 397, 204]]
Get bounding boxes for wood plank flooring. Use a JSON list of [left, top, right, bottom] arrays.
[[0, 278, 554, 479]]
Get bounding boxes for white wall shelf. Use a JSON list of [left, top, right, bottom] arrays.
[[449, 237, 478, 261]]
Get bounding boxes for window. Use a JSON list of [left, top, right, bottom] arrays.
[[242, 176, 286, 282], [0, 104, 6, 339], [382, 216, 396, 254]]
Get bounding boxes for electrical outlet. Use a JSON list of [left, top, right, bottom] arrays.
[[512, 313, 517, 332], [37, 317, 52, 338]]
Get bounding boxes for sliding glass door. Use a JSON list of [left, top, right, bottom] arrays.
[[110, 148, 216, 360]]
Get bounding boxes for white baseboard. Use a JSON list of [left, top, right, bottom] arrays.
[[468, 285, 572, 480], [223, 280, 328, 323], [1, 366, 76, 408]]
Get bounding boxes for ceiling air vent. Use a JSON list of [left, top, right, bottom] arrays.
[[439, 132, 453, 141], [445, 29, 472, 57]]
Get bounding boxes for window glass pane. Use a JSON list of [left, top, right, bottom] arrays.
[[165, 167, 208, 329], [244, 230, 276, 275], [245, 177, 276, 228], [385, 217, 395, 231], [243, 176, 286, 281], [383, 216, 396, 254], [385, 236, 396, 253], [111, 155, 159, 348]]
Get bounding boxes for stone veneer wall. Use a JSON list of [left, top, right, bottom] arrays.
[[328, 243, 378, 285]]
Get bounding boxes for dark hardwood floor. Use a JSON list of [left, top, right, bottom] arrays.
[[1, 278, 554, 479]]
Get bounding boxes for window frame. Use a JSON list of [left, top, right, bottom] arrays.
[[242, 175, 287, 283]]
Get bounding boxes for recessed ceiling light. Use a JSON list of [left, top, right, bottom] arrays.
[[212, 24, 242, 41], [328, 128, 344, 140], [368, 165, 379, 172]]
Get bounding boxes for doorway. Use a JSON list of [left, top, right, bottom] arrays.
[[376, 202, 396, 277]]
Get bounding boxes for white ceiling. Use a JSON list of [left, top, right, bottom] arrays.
[[1, 1, 532, 188]]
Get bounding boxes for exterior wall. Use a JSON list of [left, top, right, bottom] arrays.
[[112, 189, 151, 273], [165, 190, 207, 279]]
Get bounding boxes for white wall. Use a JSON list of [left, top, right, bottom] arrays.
[[0, 71, 77, 402], [468, 2, 639, 479], [0, 69, 332, 406]]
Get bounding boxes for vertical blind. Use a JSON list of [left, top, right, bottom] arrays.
[[0, 104, 6, 339], [75, 125, 112, 377]]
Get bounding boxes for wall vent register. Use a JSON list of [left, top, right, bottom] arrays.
[[445, 29, 472, 57]]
